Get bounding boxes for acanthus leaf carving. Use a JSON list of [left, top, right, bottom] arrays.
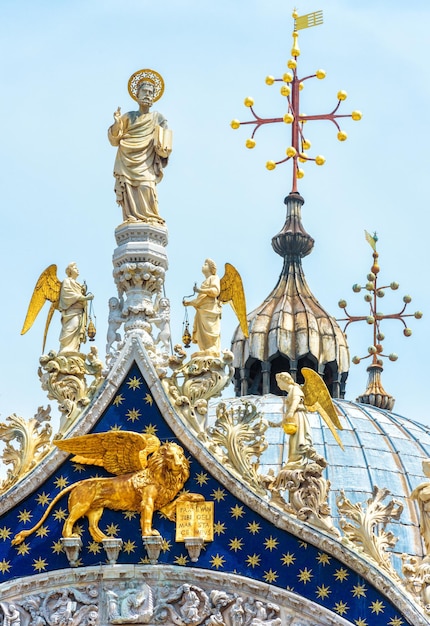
[[0, 406, 52, 494], [336, 486, 402, 578]]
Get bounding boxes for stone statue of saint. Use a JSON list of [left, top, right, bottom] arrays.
[[108, 68, 172, 225], [183, 259, 222, 357]]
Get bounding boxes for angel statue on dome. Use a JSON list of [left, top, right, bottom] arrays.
[[273, 369, 344, 470], [108, 68, 172, 225], [183, 259, 248, 358], [21, 262, 94, 354]]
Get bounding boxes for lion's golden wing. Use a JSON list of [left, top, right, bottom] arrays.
[[55, 431, 161, 475], [21, 265, 62, 350], [219, 263, 249, 337], [301, 367, 344, 450]]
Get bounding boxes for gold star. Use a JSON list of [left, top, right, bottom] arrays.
[[123, 540, 136, 554], [316, 552, 331, 566], [139, 555, 151, 564], [264, 536, 279, 551], [370, 600, 385, 615], [16, 542, 30, 556], [126, 408, 141, 422], [33, 557, 47, 572], [352, 583, 367, 598], [316, 584, 331, 600], [113, 394, 125, 406], [105, 523, 120, 537], [355, 619, 368, 626], [161, 538, 171, 552], [281, 552, 296, 566], [334, 601, 348, 616], [247, 521, 261, 534], [110, 424, 123, 431], [54, 476, 68, 489], [174, 554, 188, 566], [72, 523, 84, 537], [210, 554, 225, 569], [18, 509, 32, 523], [51, 540, 64, 555], [230, 504, 245, 519], [0, 559, 11, 573], [211, 488, 226, 502], [298, 567, 313, 584], [388, 618, 403, 626], [195, 472, 209, 486], [214, 522, 226, 535], [143, 424, 157, 436], [53, 508, 68, 521], [144, 393, 153, 405], [229, 538, 243, 552], [127, 376, 142, 390], [334, 567, 349, 582], [246, 553, 261, 568], [0, 527, 11, 541], [123, 511, 137, 520], [264, 569, 278, 583], [35, 525, 49, 538], [88, 541, 102, 555], [299, 541, 308, 548], [36, 492, 50, 506], [72, 463, 86, 473]]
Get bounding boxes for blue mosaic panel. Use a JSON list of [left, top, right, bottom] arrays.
[[0, 362, 412, 625]]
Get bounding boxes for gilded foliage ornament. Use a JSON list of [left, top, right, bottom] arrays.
[[0, 406, 52, 494]]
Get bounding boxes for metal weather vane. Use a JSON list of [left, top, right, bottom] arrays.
[[231, 9, 362, 193], [337, 231, 423, 369]]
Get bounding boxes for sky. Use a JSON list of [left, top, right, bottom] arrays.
[[1, 0, 429, 431]]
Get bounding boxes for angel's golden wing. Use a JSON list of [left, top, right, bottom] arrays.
[[21, 265, 62, 351], [219, 263, 249, 338], [301, 367, 344, 450], [55, 431, 161, 475]]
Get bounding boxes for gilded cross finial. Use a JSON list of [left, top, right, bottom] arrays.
[[231, 10, 361, 193], [338, 231, 423, 368]]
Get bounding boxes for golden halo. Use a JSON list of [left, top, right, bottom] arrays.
[[128, 68, 165, 102]]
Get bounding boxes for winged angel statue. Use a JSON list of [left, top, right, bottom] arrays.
[[183, 259, 248, 357], [21, 262, 94, 353], [12, 431, 203, 545], [274, 368, 344, 469]]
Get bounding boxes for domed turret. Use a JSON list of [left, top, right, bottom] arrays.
[[232, 192, 349, 397]]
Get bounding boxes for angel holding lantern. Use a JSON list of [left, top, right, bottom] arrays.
[[21, 262, 94, 354], [183, 259, 248, 357]]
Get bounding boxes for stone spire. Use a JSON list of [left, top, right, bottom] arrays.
[[231, 192, 349, 398]]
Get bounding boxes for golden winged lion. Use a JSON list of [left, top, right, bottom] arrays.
[[12, 431, 203, 545], [275, 368, 344, 469]]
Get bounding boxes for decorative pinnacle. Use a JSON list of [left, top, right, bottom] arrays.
[[337, 231, 423, 368], [230, 10, 361, 193]]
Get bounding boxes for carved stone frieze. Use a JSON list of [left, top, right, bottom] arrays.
[[0, 566, 357, 626], [336, 486, 403, 579], [0, 406, 52, 495], [38, 349, 104, 436], [18, 585, 98, 626]]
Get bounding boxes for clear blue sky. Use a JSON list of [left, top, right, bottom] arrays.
[[1, 1, 429, 428]]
